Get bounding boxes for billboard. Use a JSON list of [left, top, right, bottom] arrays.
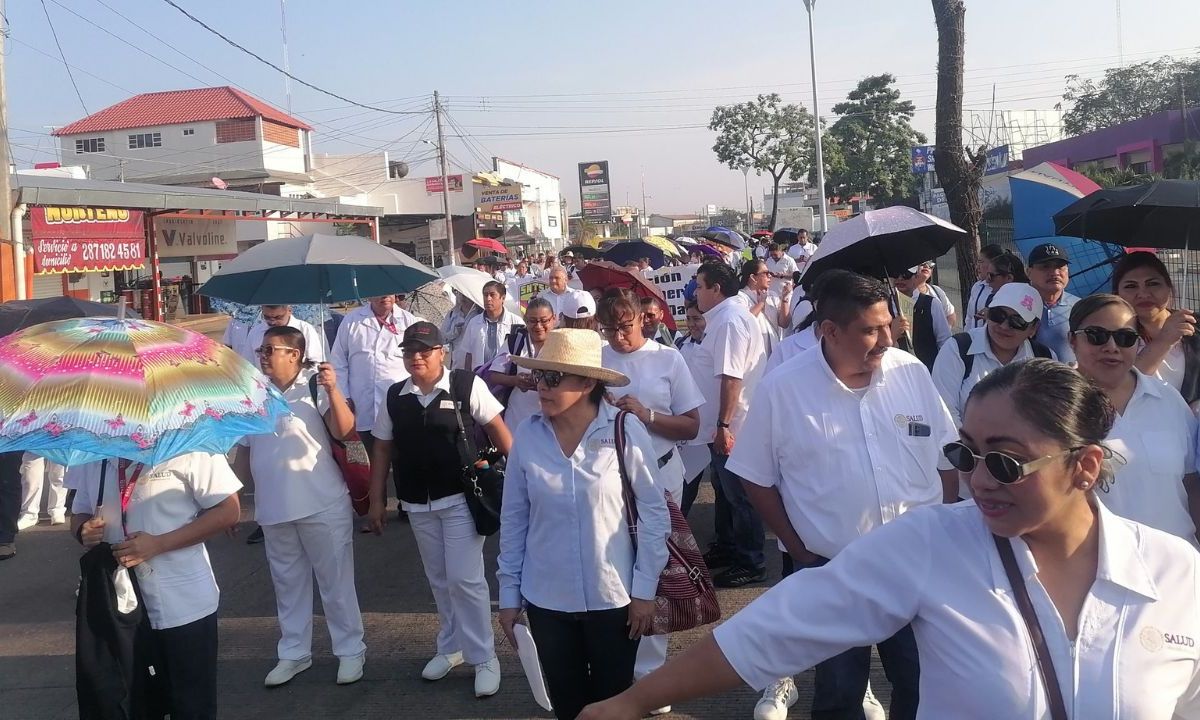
[[984, 145, 1011, 175], [578, 161, 612, 221], [911, 146, 935, 175], [156, 217, 237, 258], [425, 175, 464, 194], [31, 206, 146, 274], [476, 182, 523, 214]]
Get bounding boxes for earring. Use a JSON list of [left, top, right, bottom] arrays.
[[1079, 482, 1090, 490]]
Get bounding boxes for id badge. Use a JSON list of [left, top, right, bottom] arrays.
[[907, 421, 931, 437]]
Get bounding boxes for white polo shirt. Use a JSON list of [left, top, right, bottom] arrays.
[[601, 340, 705, 460], [714, 501, 1200, 717], [787, 241, 817, 264], [221, 318, 256, 360], [727, 345, 956, 559], [329, 304, 420, 432], [692, 295, 766, 443], [931, 326, 1056, 428], [243, 315, 326, 364], [965, 280, 991, 328], [1101, 371, 1199, 548], [765, 325, 818, 375], [904, 288, 952, 350], [372, 370, 503, 513], [459, 309, 525, 371], [538, 288, 589, 319], [69, 452, 242, 630], [735, 289, 783, 353], [240, 368, 349, 526], [765, 254, 799, 296]]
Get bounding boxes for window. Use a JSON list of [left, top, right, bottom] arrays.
[[74, 137, 105, 154], [128, 132, 162, 149], [182, 128, 195, 136]]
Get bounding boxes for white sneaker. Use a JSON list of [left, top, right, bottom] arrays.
[[336, 653, 365, 685], [863, 682, 886, 720], [754, 677, 798, 720], [264, 658, 312, 687], [49, 510, 66, 526], [16, 513, 38, 531], [649, 706, 672, 715], [474, 657, 501, 697], [421, 651, 464, 681]]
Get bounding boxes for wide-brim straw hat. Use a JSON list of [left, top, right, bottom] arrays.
[[512, 328, 629, 386]]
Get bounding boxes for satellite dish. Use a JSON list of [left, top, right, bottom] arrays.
[[211, 177, 228, 190]]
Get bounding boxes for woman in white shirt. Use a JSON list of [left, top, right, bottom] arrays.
[[235, 326, 367, 688], [736, 258, 791, 354], [579, 358, 1200, 719], [1069, 293, 1200, 548], [1112, 251, 1199, 406], [598, 290, 704, 703], [675, 299, 710, 517], [497, 329, 671, 720], [484, 297, 558, 432]]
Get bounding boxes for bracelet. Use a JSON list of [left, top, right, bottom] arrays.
[[647, 409, 656, 426], [74, 521, 86, 546]]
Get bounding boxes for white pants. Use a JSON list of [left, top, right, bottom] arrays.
[[409, 501, 496, 665], [262, 500, 366, 661], [19, 453, 66, 518], [635, 450, 684, 680]]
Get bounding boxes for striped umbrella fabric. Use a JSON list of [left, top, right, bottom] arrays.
[[0, 317, 289, 466]]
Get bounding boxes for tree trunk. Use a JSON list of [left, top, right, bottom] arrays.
[[768, 172, 782, 230], [932, 0, 984, 310]]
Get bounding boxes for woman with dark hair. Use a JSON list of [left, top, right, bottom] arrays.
[[736, 258, 791, 354], [497, 329, 670, 720], [972, 251, 1028, 324], [580, 358, 1200, 719], [676, 299, 710, 517], [1112, 250, 1199, 405], [966, 244, 1005, 328], [1069, 293, 1200, 547]]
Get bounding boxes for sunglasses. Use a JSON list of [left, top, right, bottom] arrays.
[[401, 345, 442, 358], [1072, 326, 1139, 348], [531, 369, 568, 388], [254, 345, 297, 357], [943, 441, 1081, 485], [986, 307, 1032, 331]]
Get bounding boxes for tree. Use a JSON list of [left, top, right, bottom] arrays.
[[827, 74, 927, 205], [710, 94, 815, 230], [1063, 57, 1200, 136], [1164, 142, 1200, 180], [1076, 163, 1160, 188], [710, 208, 746, 230], [932, 0, 985, 309]]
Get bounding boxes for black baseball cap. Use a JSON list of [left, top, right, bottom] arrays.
[[399, 321, 445, 350], [1027, 243, 1070, 266]]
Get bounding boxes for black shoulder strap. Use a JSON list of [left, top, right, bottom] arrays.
[[449, 368, 474, 406], [613, 410, 638, 550], [953, 332, 974, 380], [1030, 340, 1053, 359], [506, 325, 528, 356], [96, 459, 108, 508]]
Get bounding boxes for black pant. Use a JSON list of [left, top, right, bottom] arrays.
[[151, 612, 219, 720], [0, 451, 22, 544], [679, 471, 704, 518], [784, 554, 920, 720], [526, 604, 640, 720]]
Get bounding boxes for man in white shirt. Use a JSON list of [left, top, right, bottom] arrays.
[[461, 281, 525, 372], [538, 267, 588, 320], [729, 269, 958, 720], [243, 305, 326, 364], [441, 292, 481, 371], [785, 228, 818, 268], [691, 262, 767, 589], [890, 267, 951, 369], [765, 244, 799, 297]]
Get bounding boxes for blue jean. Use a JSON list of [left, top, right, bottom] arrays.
[[708, 445, 765, 569], [788, 555, 920, 720]]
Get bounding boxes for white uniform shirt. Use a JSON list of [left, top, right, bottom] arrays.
[[1136, 337, 1187, 394], [441, 305, 480, 370], [787, 241, 817, 265], [905, 288, 952, 351], [692, 295, 766, 443], [566, 265, 585, 291], [931, 326, 1055, 428], [923, 283, 956, 320], [497, 403, 671, 612], [1101, 371, 1199, 548], [69, 452, 242, 630], [601, 340, 705, 460], [538, 288, 588, 319], [734, 289, 782, 355], [965, 280, 991, 328], [221, 318, 256, 360], [765, 325, 818, 375], [765, 254, 799, 296], [372, 370, 503, 513], [714, 501, 1200, 718], [240, 368, 349, 526], [459, 309, 525, 371], [243, 316, 326, 364], [329, 304, 420, 432], [728, 345, 956, 559]]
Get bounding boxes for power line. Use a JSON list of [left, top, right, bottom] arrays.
[[157, 0, 426, 116], [38, 0, 87, 113]]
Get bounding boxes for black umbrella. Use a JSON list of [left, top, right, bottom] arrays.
[[0, 297, 140, 337], [601, 240, 666, 269], [1053, 179, 1200, 248], [560, 245, 602, 259]]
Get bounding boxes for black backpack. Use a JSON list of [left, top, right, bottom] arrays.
[[952, 331, 1052, 380]]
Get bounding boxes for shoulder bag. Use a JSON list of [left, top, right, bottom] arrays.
[[449, 369, 504, 536], [615, 410, 720, 635], [993, 534, 1068, 720], [307, 375, 371, 516]]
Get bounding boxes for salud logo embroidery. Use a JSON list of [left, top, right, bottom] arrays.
[[1141, 626, 1164, 652], [893, 413, 925, 428]]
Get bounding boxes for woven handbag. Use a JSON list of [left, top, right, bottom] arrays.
[[614, 411, 721, 635]]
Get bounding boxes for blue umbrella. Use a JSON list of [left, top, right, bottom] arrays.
[[602, 240, 666, 269], [704, 227, 745, 250]]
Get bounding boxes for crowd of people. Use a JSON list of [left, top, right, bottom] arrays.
[[5, 226, 1200, 720]]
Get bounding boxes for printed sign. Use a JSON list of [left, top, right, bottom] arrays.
[[648, 263, 700, 326], [476, 182, 523, 214], [515, 278, 548, 314], [578, 161, 612, 221], [31, 206, 146, 274], [156, 217, 237, 258], [911, 146, 935, 175], [984, 145, 1011, 175], [425, 175, 464, 194]]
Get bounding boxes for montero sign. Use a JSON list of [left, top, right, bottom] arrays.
[[31, 206, 146, 274]]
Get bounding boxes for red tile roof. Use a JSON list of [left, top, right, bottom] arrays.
[[52, 86, 312, 136]]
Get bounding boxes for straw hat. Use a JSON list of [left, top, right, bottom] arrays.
[[512, 328, 629, 386]]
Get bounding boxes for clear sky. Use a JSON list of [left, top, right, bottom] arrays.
[[6, 0, 1198, 214]]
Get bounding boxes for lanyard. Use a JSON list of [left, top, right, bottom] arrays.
[[117, 459, 144, 536], [378, 315, 398, 335]]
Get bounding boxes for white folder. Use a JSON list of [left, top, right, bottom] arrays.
[[514, 623, 553, 712]]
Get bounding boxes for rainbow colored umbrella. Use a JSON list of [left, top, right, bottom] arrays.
[[0, 317, 289, 466]]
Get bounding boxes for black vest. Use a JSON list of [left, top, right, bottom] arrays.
[[912, 293, 938, 370], [386, 369, 476, 505]]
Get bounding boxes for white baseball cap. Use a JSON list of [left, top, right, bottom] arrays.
[[988, 282, 1043, 323], [561, 291, 597, 320]]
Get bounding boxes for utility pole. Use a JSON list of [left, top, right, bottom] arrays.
[[280, 0, 292, 111], [434, 91, 456, 266], [0, 10, 16, 300], [803, 0, 829, 236], [640, 171, 648, 239], [742, 167, 751, 232]]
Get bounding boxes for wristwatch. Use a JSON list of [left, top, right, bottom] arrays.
[[717, 421, 731, 429]]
